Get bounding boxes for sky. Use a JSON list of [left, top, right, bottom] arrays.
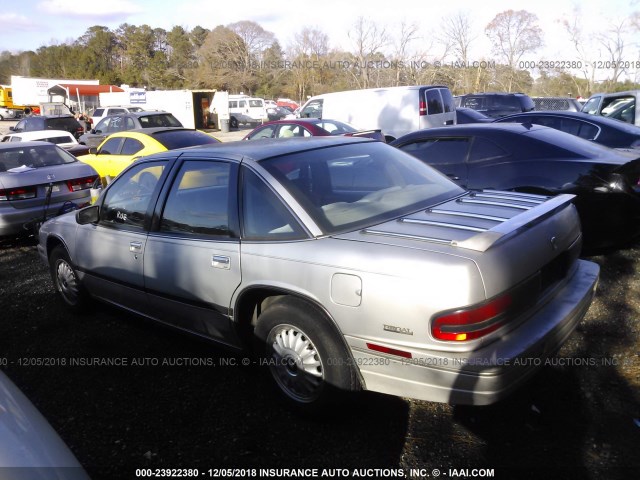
[[1, 0, 639, 82]]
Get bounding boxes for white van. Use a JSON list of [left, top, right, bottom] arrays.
[[228, 95, 267, 128], [298, 85, 456, 141]]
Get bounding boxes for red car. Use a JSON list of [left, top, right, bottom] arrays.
[[242, 118, 385, 141]]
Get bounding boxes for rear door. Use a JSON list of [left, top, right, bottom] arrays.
[[419, 88, 456, 128], [143, 156, 242, 345]]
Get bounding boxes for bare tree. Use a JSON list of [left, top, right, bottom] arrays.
[[441, 12, 478, 92], [348, 17, 389, 89], [288, 27, 331, 100], [485, 10, 544, 91], [443, 12, 476, 65], [560, 7, 596, 97], [227, 21, 276, 92], [598, 20, 628, 88], [391, 21, 419, 86]]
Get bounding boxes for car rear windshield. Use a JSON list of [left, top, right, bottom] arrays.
[[152, 130, 220, 149], [260, 142, 465, 235], [0, 144, 76, 171], [138, 114, 183, 128], [308, 119, 356, 134], [46, 117, 79, 130]]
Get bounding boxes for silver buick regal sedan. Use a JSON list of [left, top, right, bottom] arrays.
[[38, 137, 599, 410]]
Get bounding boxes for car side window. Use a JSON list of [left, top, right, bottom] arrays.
[[15, 120, 26, 131], [94, 118, 109, 132], [241, 168, 306, 241], [581, 97, 601, 115], [100, 162, 166, 231], [120, 138, 144, 156], [160, 161, 234, 237], [98, 137, 123, 155], [574, 122, 599, 140], [109, 116, 124, 132], [248, 125, 276, 139], [301, 100, 323, 118], [469, 138, 508, 162], [125, 117, 136, 129], [399, 138, 470, 164]]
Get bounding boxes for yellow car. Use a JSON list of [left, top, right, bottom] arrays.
[[78, 128, 221, 180]]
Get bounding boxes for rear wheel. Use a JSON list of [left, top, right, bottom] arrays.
[[49, 245, 90, 312], [230, 116, 239, 129], [255, 298, 360, 411]]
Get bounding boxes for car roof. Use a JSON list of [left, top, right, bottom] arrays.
[[396, 123, 548, 138], [0, 140, 66, 150], [109, 127, 195, 136], [142, 136, 375, 162], [498, 110, 640, 132]]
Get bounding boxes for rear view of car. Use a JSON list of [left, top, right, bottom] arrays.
[[459, 93, 535, 118], [0, 142, 98, 236], [39, 137, 599, 410]]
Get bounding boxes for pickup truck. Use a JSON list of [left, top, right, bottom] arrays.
[[581, 90, 639, 126]]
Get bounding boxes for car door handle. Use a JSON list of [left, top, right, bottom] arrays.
[[129, 241, 142, 253], [446, 174, 460, 181], [445, 120, 454, 125], [212, 255, 230, 270]]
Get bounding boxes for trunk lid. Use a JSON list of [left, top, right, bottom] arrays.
[[0, 162, 97, 209], [334, 190, 582, 299]]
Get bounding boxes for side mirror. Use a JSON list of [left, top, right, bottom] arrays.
[[88, 147, 98, 154], [9, 127, 15, 131], [76, 205, 99, 225]]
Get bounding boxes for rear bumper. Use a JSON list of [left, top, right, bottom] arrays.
[[348, 259, 599, 405], [0, 195, 89, 237]]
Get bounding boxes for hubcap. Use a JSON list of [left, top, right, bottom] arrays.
[[267, 325, 323, 403], [56, 260, 80, 305]]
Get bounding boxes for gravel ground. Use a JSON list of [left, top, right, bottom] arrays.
[[0, 120, 639, 479], [0, 236, 638, 480]]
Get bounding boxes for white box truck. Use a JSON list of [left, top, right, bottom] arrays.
[[298, 85, 456, 141]]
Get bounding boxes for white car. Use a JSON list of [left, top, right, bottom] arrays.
[[1, 129, 78, 149], [0, 130, 91, 157], [0, 107, 19, 120], [89, 105, 146, 126]]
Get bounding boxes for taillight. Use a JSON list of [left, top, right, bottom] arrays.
[[431, 294, 512, 341], [419, 100, 427, 116], [0, 186, 37, 201], [67, 175, 98, 192]]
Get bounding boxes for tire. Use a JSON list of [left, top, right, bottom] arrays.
[[49, 245, 90, 312], [254, 297, 360, 411], [229, 116, 239, 129]]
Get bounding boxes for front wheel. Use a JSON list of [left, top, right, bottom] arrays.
[[254, 298, 360, 411], [49, 245, 90, 312]]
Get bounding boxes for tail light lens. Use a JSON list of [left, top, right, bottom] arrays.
[[0, 186, 37, 201], [419, 100, 427, 116], [67, 175, 98, 192], [432, 294, 513, 341]]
